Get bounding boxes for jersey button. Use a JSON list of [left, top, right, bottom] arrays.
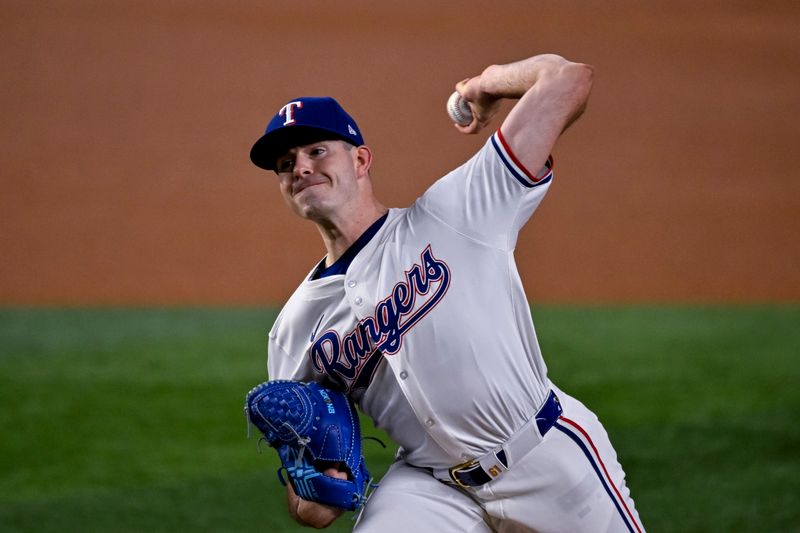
[[354, 297, 363, 306], [399, 370, 408, 380], [425, 418, 435, 427], [347, 280, 357, 288]]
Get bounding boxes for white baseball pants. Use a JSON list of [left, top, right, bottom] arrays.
[[354, 386, 644, 533]]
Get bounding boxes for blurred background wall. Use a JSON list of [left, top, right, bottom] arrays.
[[1, 0, 798, 305]]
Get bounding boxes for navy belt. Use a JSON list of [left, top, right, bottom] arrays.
[[430, 390, 562, 488]]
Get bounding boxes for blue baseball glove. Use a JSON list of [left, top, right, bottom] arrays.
[[245, 380, 372, 511]]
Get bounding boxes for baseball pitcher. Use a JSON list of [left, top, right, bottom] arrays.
[[245, 53, 645, 532]]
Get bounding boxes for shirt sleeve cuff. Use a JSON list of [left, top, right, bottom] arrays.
[[490, 129, 554, 188]]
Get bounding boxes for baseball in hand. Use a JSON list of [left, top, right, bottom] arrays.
[[447, 91, 473, 126]]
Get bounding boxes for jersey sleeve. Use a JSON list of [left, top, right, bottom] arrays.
[[266, 338, 306, 381], [416, 130, 554, 251], [266, 314, 317, 382]]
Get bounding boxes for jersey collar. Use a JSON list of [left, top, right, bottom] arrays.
[[311, 212, 389, 280]]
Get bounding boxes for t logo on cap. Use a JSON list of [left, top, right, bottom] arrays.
[[280, 101, 304, 126]]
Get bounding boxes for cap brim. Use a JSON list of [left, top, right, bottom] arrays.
[[250, 126, 357, 171]]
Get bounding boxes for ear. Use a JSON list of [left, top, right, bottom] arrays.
[[353, 145, 373, 178]]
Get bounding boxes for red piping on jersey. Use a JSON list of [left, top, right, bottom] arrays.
[[496, 129, 551, 184], [559, 416, 643, 533]]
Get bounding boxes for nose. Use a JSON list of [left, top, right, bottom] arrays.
[[292, 152, 314, 179]]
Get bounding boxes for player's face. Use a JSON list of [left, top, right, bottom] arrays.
[[274, 140, 361, 221]]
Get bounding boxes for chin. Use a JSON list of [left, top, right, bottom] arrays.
[[294, 201, 328, 221], [290, 188, 340, 222]]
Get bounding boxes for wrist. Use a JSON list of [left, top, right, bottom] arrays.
[[477, 64, 507, 99]]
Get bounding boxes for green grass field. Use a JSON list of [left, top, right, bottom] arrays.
[[0, 307, 798, 532]]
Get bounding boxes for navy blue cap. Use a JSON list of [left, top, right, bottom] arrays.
[[250, 96, 365, 171]]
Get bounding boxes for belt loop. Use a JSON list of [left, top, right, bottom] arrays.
[[478, 450, 509, 480], [535, 390, 562, 437]]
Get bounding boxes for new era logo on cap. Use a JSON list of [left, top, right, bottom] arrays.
[[250, 96, 365, 171]]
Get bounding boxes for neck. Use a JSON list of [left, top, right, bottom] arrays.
[[316, 203, 388, 266]]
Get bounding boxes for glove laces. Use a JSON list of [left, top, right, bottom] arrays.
[[352, 476, 379, 522]]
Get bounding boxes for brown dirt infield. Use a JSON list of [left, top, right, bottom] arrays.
[[1, 1, 798, 305]]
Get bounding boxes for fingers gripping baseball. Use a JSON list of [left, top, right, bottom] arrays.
[[449, 76, 501, 134], [447, 91, 473, 127]]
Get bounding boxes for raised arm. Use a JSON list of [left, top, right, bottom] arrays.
[[455, 54, 593, 173]]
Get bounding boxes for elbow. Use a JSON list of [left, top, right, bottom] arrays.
[[563, 62, 594, 101], [579, 63, 594, 96], [558, 63, 594, 131]]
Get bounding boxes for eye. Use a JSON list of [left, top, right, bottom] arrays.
[[310, 146, 326, 157], [276, 157, 294, 172]]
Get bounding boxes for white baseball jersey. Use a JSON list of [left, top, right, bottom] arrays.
[[267, 130, 555, 468]]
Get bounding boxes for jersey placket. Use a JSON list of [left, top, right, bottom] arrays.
[[345, 248, 470, 461]]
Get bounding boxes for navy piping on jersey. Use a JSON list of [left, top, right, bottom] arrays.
[[491, 130, 554, 188], [311, 212, 389, 280]]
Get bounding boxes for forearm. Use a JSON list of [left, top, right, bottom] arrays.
[[456, 54, 592, 137], [455, 53, 593, 169], [477, 54, 582, 100]]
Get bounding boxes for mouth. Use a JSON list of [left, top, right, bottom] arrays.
[[293, 178, 328, 196]]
